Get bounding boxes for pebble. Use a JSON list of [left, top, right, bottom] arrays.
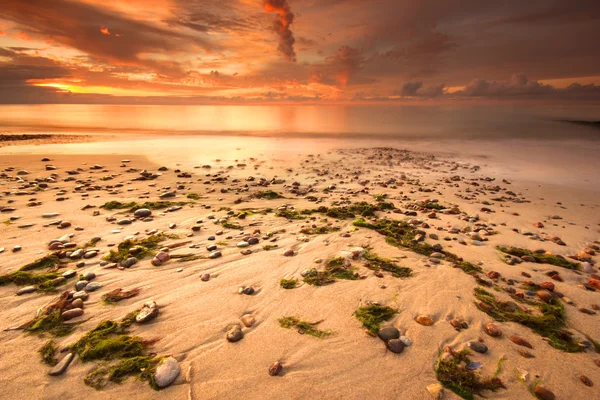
[[61, 308, 84, 320], [121, 257, 138, 268], [85, 282, 102, 292], [209, 251, 222, 259], [75, 280, 89, 291], [237, 241, 249, 248], [283, 249, 295, 257], [226, 325, 244, 342], [136, 301, 159, 323], [242, 286, 255, 295], [17, 286, 36, 295], [510, 335, 533, 348], [580, 375, 593, 386], [83, 251, 98, 259], [241, 314, 255, 327], [533, 386, 555, 400], [468, 341, 488, 354], [134, 208, 152, 218], [207, 244, 217, 251], [154, 357, 180, 388], [399, 336, 412, 347], [72, 298, 84, 309], [426, 383, 444, 399], [484, 322, 502, 337], [536, 290, 554, 304], [415, 315, 434, 326], [269, 361, 283, 376], [72, 291, 89, 300], [49, 353, 74, 376], [377, 326, 400, 342], [387, 339, 405, 354]]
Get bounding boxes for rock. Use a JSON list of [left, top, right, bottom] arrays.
[[283, 249, 295, 257], [72, 298, 84, 309], [83, 272, 96, 281], [241, 314, 255, 327], [533, 386, 555, 400], [136, 301, 159, 323], [83, 251, 98, 259], [200, 273, 210, 281], [588, 279, 600, 291], [426, 383, 445, 399], [241, 249, 252, 255], [518, 349, 535, 358], [227, 325, 244, 342], [121, 257, 138, 268], [242, 286, 255, 295], [134, 208, 152, 218], [152, 251, 170, 266], [416, 315, 434, 326], [510, 335, 533, 348], [536, 290, 554, 304], [387, 339, 405, 354], [154, 357, 180, 388], [16, 286, 36, 295], [468, 341, 488, 354], [484, 322, 502, 337], [377, 326, 400, 342], [209, 251, 222, 259], [85, 282, 102, 292], [269, 361, 283, 376], [49, 353, 74, 376], [237, 241, 249, 248], [117, 219, 132, 225], [61, 308, 84, 320], [540, 282, 555, 291], [399, 336, 412, 347], [206, 244, 217, 251], [580, 375, 593, 386], [72, 291, 89, 300]]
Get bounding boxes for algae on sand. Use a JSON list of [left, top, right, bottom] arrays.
[[280, 278, 298, 289], [100, 201, 188, 212], [474, 287, 582, 352], [39, 339, 59, 366], [363, 250, 412, 278], [84, 356, 164, 390], [103, 233, 171, 263], [278, 316, 333, 338], [496, 246, 580, 270], [354, 304, 397, 335], [435, 349, 505, 400]]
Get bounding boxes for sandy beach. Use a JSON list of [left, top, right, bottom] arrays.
[[0, 133, 598, 400]]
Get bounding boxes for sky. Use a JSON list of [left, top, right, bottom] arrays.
[[1, 0, 600, 104]]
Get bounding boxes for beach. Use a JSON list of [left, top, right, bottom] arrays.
[[0, 127, 599, 400]]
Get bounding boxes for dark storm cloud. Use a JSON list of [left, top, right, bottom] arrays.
[[263, 0, 296, 61]]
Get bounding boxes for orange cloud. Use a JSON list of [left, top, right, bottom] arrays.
[[100, 26, 110, 35]]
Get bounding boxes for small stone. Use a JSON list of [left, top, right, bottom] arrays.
[[377, 326, 400, 342], [241, 314, 255, 327], [269, 361, 283, 376], [510, 335, 533, 348], [72, 290, 89, 300], [209, 251, 222, 259], [83, 251, 98, 259], [75, 280, 89, 291], [283, 249, 294, 257], [484, 322, 502, 337], [237, 241, 249, 248], [399, 336, 412, 347], [201, 274, 210, 281], [121, 257, 138, 268], [17, 286, 36, 295], [242, 286, 255, 295], [49, 353, 74, 376], [387, 339, 405, 354], [72, 298, 84, 309], [227, 325, 244, 342], [416, 315, 434, 326], [536, 290, 554, 304], [136, 301, 159, 323], [518, 349, 535, 358], [580, 375, 593, 386], [468, 341, 488, 354], [61, 308, 84, 320], [85, 282, 102, 292], [533, 386, 555, 400], [154, 357, 180, 388], [206, 244, 217, 251], [134, 208, 152, 218], [83, 272, 96, 281]]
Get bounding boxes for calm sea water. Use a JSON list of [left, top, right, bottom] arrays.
[[0, 104, 598, 140]]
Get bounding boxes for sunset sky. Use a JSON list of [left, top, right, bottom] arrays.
[[1, 0, 600, 104]]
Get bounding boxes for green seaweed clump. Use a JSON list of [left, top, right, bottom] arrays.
[[221, 220, 243, 230], [278, 316, 333, 338], [474, 288, 582, 352], [280, 278, 298, 289], [252, 190, 284, 200], [186, 193, 202, 200], [39, 339, 59, 366], [300, 225, 340, 235], [84, 356, 164, 390], [100, 201, 188, 212], [363, 250, 412, 278], [275, 209, 308, 220], [23, 291, 76, 336], [103, 233, 170, 263], [354, 304, 397, 335], [102, 288, 141, 304], [262, 244, 278, 251], [20, 254, 61, 271], [353, 218, 481, 275], [496, 246, 580, 270], [435, 349, 505, 400]]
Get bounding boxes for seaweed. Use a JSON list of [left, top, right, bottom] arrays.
[[496, 246, 580, 270], [280, 278, 298, 289], [39, 339, 59, 366], [252, 190, 284, 200], [300, 226, 340, 235], [102, 288, 141, 304], [221, 221, 243, 230], [363, 250, 412, 277], [100, 201, 188, 212], [84, 356, 163, 390], [275, 209, 307, 220], [474, 288, 582, 352], [20, 254, 61, 272], [263, 244, 278, 251], [22, 292, 75, 336], [186, 193, 202, 200], [0, 271, 60, 287], [278, 316, 333, 338], [354, 304, 397, 335], [174, 254, 206, 262], [353, 219, 482, 275], [435, 349, 505, 400], [103, 233, 170, 263], [303, 271, 336, 286]]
